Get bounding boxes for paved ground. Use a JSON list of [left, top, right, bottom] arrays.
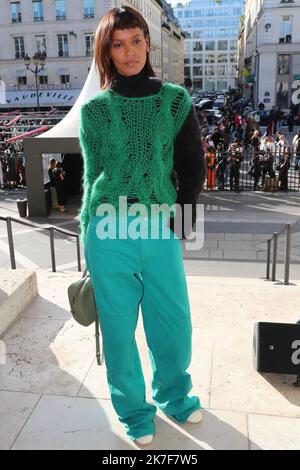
[[0, 270, 299, 450]]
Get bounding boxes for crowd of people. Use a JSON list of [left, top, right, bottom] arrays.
[[0, 142, 26, 190], [198, 101, 300, 192], [48, 158, 67, 213], [1, 103, 300, 197]]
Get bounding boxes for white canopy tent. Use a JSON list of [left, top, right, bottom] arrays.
[[24, 60, 100, 216]]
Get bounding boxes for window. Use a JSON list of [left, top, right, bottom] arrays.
[[279, 16, 292, 43], [56, 0, 66, 20], [193, 30, 203, 39], [60, 74, 70, 84], [184, 9, 192, 18], [11, 2, 21, 23], [205, 41, 215, 51], [218, 40, 228, 51], [193, 41, 202, 51], [33, 0, 44, 22], [205, 54, 215, 64], [84, 0, 94, 19], [57, 34, 69, 57], [278, 55, 290, 74], [184, 42, 191, 53], [230, 65, 237, 75], [276, 80, 289, 107], [205, 65, 215, 77], [217, 65, 226, 76], [17, 76, 27, 85], [205, 78, 215, 92], [217, 54, 227, 63], [193, 54, 202, 64], [193, 78, 203, 90], [39, 75, 48, 85], [193, 66, 203, 76], [14, 37, 25, 59], [217, 80, 227, 92], [35, 35, 46, 56], [85, 34, 94, 56]]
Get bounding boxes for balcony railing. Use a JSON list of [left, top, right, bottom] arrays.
[[84, 13, 94, 19], [279, 34, 292, 44], [56, 14, 66, 21], [33, 16, 44, 22], [58, 50, 69, 57], [15, 52, 25, 59], [11, 15, 22, 23]]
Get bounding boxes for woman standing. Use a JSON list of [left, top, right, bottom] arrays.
[[79, 5, 205, 445], [52, 161, 66, 213], [48, 158, 58, 209], [251, 130, 260, 153], [206, 147, 216, 190]]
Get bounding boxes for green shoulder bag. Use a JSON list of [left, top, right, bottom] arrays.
[[68, 269, 102, 365]]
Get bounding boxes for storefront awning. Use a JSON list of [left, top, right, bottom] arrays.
[[0, 88, 81, 108]]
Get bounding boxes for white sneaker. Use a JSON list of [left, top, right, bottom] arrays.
[[186, 409, 203, 424], [135, 434, 154, 445]]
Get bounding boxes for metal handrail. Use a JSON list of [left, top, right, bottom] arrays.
[[0, 215, 81, 272], [266, 217, 300, 285]]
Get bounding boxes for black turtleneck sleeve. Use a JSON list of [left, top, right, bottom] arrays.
[[170, 103, 206, 239]]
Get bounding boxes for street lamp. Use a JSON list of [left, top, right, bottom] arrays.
[[24, 52, 46, 110]]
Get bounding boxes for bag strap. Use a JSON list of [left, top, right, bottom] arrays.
[[95, 314, 102, 366], [86, 269, 102, 366]]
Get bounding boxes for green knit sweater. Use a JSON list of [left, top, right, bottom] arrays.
[[79, 82, 192, 244]]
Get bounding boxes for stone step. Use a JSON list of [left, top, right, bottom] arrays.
[[0, 269, 38, 337]]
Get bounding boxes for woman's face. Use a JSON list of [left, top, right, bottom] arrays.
[[110, 27, 150, 76]]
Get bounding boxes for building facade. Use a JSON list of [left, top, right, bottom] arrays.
[[162, 1, 186, 84], [0, 0, 185, 109], [242, 0, 300, 110], [172, 0, 244, 92]]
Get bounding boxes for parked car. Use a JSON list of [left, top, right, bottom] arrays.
[[213, 98, 226, 109], [195, 99, 214, 110], [200, 108, 223, 122], [192, 90, 205, 100], [191, 96, 202, 105], [204, 92, 217, 100]]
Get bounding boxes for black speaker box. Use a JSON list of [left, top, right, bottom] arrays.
[[253, 322, 300, 374]]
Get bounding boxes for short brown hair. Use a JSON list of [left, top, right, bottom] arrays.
[[94, 5, 156, 90]]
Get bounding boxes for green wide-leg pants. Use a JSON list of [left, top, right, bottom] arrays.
[[85, 214, 201, 440]]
